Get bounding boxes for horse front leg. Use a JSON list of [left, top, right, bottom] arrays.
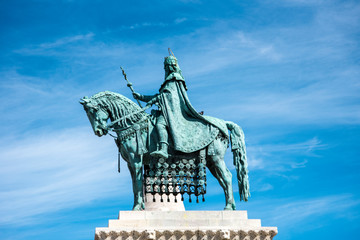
[[127, 152, 145, 211]]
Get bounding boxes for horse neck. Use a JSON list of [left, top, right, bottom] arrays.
[[107, 100, 122, 122], [105, 98, 146, 130]]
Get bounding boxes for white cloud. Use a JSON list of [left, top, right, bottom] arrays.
[[281, 0, 325, 5], [245, 194, 360, 233], [246, 137, 326, 174], [272, 194, 360, 226], [39, 33, 94, 49], [248, 157, 265, 170], [250, 137, 326, 154], [0, 127, 132, 226], [254, 183, 274, 192], [127, 22, 167, 30], [176, 30, 283, 78], [211, 78, 360, 125], [174, 17, 187, 24], [0, 2, 359, 229], [8, 2, 358, 131], [16, 33, 94, 55]]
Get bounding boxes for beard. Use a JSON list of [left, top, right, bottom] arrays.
[[165, 64, 182, 80], [168, 64, 181, 73]]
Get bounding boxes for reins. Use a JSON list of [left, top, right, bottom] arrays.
[[106, 104, 151, 131]]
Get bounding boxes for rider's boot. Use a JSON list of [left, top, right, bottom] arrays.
[[151, 142, 169, 159], [151, 122, 169, 159]]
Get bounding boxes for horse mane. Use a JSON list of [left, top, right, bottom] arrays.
[[90, 91, 148, 128]]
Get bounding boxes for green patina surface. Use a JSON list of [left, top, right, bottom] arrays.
[[80, 53, 250, 210], [144, 151, 207, 203], [133, 55, 227, 156]]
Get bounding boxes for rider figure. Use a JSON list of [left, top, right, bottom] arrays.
[[133, 54, 223, 160], [133, 55, 184, 159]]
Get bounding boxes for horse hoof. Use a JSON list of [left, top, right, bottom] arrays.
[[224, 204, 236, 211], [132, 205, 144, 211]]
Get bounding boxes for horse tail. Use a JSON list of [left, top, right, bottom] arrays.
[[226, 121, 250, 202]]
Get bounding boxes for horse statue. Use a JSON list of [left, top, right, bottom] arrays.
[[80, 91, 250, 210]]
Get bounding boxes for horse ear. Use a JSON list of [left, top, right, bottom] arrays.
[[80, 96, 90, 105]]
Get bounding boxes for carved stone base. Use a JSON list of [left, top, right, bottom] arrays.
[[95, 211, 277, 240], [144, 193, 185, 211]]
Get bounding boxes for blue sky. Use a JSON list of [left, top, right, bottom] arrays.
[[0, 0, 359, 239]]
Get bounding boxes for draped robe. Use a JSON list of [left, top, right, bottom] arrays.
[[156, 73, 228, 153]]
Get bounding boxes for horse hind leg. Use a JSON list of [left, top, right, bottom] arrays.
[[207, 144, 236, 210]]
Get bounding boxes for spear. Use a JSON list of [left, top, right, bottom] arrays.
[[120, 66, 143, 108]]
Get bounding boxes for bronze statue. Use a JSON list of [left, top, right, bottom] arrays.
[[80, 53, 250, 210]]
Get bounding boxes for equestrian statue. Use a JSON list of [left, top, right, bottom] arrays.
[[80, 53, 250, 211]]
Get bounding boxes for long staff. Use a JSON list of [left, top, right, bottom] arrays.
[[120, 66, 143, 107]]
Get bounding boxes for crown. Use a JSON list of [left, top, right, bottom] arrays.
[[164, 48, 177, 65]]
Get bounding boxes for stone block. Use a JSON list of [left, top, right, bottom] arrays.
[[95, 211, 278, 240]]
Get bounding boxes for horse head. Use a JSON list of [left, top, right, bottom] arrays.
[[81, 91, 149, 137], [80, 96, 109, 137]]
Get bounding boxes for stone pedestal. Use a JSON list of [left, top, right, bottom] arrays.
[[95, 211, 277, 240], [144, 193, 185, 211]]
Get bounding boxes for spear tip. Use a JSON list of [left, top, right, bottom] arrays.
[[120, 66, 127, 78]]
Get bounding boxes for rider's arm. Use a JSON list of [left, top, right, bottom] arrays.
[[133, 93, 158, 103], [141, 94, 159, 102], [146, 93, 161, 106], [146, 90, 173, 106]]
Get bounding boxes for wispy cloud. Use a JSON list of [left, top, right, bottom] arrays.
[[16, 33, 94, 55], [214, 78, 360, 126], [8, 2, 358, 130], [241, 193, 360, 235], [254, 183, 274, 192], [247, 137, 326, 171], [174, 17, 187, 24], [177, 30, 283, 78], [179, 2, 360, 126], [39, 33, 94, 49], [271, 194, 360, 226], [106, 17, 188, 34], [281, 0, 325, 5], [0, 0, 359, 239], [250, 137, 326, 154], [122, 22, 168, 30], [0, 127, 132, 226], [0, 70, 92, 136]]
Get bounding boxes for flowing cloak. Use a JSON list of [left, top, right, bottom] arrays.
[[157, 73, 228, 153]]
